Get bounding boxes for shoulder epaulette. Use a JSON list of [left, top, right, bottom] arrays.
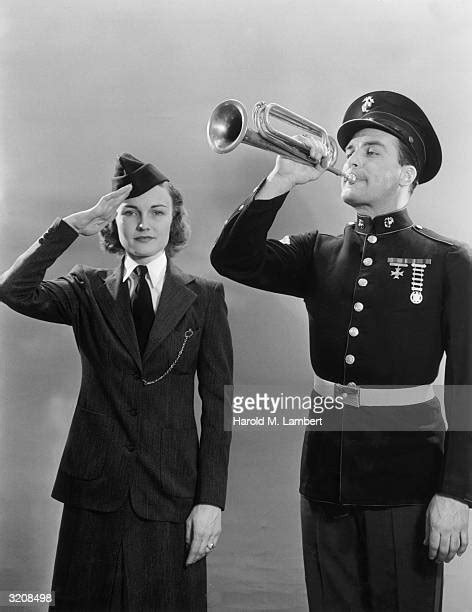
[[412, 225, 455, 247]]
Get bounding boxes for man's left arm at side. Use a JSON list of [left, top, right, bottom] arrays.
[[425, 242, 472, 563]]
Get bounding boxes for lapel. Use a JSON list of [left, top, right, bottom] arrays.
[[92, 259, 197, 368], [143, 260, 197, 361], [93, 261, 142, 371]]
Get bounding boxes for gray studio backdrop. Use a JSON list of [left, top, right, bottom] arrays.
[[1, 1, 471, 610]]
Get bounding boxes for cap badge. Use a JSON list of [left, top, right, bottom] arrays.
[[361, 96, 375, 113], [384, 216, 394, 228], [358, 219, 365, 229]]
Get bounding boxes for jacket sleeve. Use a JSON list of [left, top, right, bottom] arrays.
[[438, 242, 472, 506], [210, 185, 317, 298], [195, 282, 233, 509], [0, 219, 81, 325]]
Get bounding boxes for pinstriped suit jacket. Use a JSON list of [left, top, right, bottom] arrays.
[[0, 219, 233, 521]]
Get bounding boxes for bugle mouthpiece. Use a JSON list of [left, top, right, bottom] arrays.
[[326, 167, 357, 184]]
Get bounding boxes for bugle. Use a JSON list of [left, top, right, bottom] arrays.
[[207, 99, 356, 183]]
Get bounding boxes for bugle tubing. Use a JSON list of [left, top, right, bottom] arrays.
[[207, 99, 356, 183]]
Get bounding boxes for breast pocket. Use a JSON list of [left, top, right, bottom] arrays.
[[59, 409, 109, 480]]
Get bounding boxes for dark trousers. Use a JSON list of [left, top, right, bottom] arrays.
[[50, 495, 206, 612], [301, 496, 443, 612]]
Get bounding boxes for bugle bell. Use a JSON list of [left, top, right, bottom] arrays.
[[206, 99, 356, 183]]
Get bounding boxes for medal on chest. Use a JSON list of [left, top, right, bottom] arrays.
[[387, 258, 432, 304]]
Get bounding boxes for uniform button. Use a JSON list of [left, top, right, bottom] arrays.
[[347, 382, 357, 387], [354, 302, 364, 312], [363, 257, 373, 266], [358, 278, 368, 287], [238, 204, 245, 211], [345, 354, 355, 365], [367, 235, 378, 244], [415, 224, 423, 229], [349, 327, 359, 337]]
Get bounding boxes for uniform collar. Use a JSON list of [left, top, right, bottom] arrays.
[[354, 208, 413, 235], [122, 251, 167, 288]]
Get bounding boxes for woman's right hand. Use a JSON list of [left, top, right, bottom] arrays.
[[63, 184, 133, 236]]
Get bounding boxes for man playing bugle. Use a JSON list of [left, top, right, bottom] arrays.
[[211, 91, 472, 611]]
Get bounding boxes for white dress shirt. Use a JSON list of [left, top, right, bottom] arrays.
[[122, 251, 167, 312]]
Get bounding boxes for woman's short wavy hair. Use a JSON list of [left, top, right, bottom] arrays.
[[99, 182, 190, 258]]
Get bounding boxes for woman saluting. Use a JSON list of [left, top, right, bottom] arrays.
[[0, 153, 233, 611]]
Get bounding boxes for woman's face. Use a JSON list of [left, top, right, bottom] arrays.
[[116, 184, 173, 263]]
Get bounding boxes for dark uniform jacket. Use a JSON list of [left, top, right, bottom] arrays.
[[210, 188, 472, 506], [0, 219, 233, 522]]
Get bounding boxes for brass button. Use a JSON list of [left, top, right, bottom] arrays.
[[363, 257, 373, 266], [347, 382, 357, 387], [354, 302, 364, 312], [345, 354, 355, 365], [358, 278, 368, 287], [367, 235, 378, 244], [349, 327, 359, 337]]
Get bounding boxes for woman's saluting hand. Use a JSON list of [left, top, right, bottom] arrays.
[[64, 184, 132, 236]]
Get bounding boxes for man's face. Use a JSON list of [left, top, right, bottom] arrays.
[[116, 184, 173, 263], [340, 128, 405, 209]]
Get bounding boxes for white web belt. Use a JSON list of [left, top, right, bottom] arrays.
[[314, 374, 435, 408]]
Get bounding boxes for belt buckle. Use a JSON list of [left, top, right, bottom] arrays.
[[334, 383, 360, 408]]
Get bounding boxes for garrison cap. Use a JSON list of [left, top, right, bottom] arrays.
[[112, 153, 169, 198], [337, 91, 442, 183]]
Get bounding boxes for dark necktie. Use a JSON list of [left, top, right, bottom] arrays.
[[131, 265, 154, 355]]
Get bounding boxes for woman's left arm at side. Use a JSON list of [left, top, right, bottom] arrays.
[[185, 282, 233, 565]]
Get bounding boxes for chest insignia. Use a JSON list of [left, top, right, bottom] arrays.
[[387, 258, 432, 304], [389, 263, 407, 279]]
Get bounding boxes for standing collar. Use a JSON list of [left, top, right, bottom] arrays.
[[354, 208, 414, 235], [122, 251, 167, 288]]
